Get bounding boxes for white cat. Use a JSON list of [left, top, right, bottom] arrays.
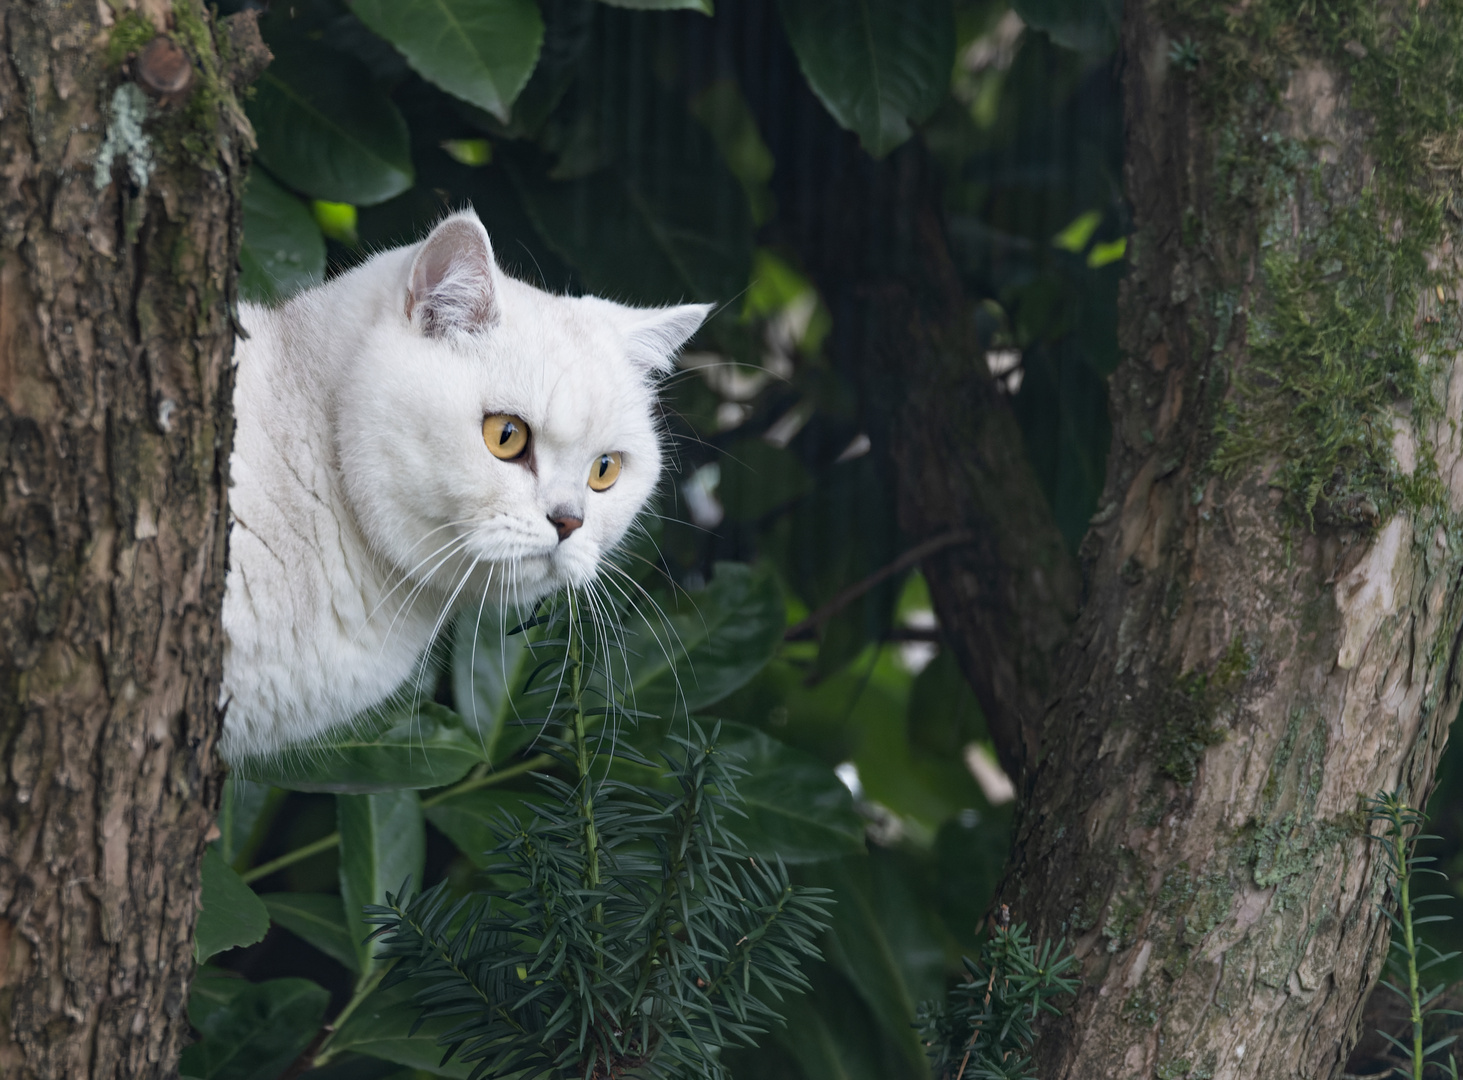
[[219, 210, 708, 761]]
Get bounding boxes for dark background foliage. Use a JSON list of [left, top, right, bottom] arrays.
[[177, 0, 1463, 1075]]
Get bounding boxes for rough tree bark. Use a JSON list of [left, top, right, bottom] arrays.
[[990, 3, 1463, 1077], [0, 3, 254, 1076]]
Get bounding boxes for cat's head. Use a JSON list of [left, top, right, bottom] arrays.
[[335, 210, 708, 610]]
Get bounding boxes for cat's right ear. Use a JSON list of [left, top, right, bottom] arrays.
[[405, 213, 499, 337]]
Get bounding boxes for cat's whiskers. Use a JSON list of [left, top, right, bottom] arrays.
[[376, 533, 476, 663], [593, 575, 675, 742], [464, 565, 498, 759], [584, 577, 637, 770], [577, 581, 615, 765], [601, 560, 692, 668], [356, 519, 477, 644], [600, 562, 696, 735], [407, 543, 482, 762]]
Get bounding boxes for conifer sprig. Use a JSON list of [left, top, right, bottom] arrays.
[[918, 911, 1079, 1080], [362, 597, 832, 1080], [1367, 791, 1463, 1080]]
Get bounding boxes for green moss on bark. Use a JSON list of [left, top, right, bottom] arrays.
[[1152, 636, 1252, 784], [1169, 0, 1463, 528], [105, 12, 156, 68]]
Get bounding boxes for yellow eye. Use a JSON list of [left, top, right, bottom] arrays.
[[483, 414, 530, 460], [588, 452, 622, 491]]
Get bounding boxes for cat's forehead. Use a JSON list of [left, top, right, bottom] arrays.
[[478, 284, 654, 437]]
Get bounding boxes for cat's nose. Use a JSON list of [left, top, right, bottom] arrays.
[[548, 512, 584, 541]]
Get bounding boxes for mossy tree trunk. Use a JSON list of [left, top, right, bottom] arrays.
[[0, 3, 251, 1076], [990, 2, 1463, 1076]]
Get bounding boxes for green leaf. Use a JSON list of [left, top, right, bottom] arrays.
[[1011, 0, 1120, 53], [215, 774, 281, 869], [195, 848, 270, 963], [451, 607, 530, 763], [718, 439, 815, 521], [619, 562, 785, 729], [690, 79, 776, 225], [719, 723, 865, 862], [1052, 209, 1101, 253], [800, 855, 938, 1076], [424, 789, 554, 869], [595, 0, 713, 12], [239, 168, 325, 304], [509, 103, 753, 305], [261, 893, 359, 972], [776, 0, 955, 158], [248, 40, 414, 205], [326, 980, 477, 1077], [179, 973, 329, 1080], [1088, 236, 1127, 268], [349, 0, 544, 123], [770, 963, 919, 1080], [338, 790, 426, 974], [312, 200, 359, 244], [238, 703, 488, 793]]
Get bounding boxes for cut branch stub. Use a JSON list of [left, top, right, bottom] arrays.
[[135, 36, 193, 101]]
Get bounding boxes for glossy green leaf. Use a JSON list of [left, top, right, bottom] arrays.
[[719, 723, 865, 863], [338, 790, 426, 974], [326, 980, 476, 1077], [424, 788, 554, 868], [1012, 0, 1120, 53], [777, 0, 955, 157], [618, 562, 785, 728], [195, 848, 270, 963], [238, 703, 488, 793], [238, 168, 325, 304], [248, 40, 414, 205], [349, 0, 544, 123], [180, 973, 328, 1080], [262, 892, 359, 972]]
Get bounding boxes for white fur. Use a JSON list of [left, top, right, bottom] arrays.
[[220, 211, 709, 760]]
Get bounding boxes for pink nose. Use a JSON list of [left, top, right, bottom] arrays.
[[549, 514, 583, 541]]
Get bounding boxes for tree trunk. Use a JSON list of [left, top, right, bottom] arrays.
[[998, 3, 1463, 1077], [0, 3, 253, 1076]]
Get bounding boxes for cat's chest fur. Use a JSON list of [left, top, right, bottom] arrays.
[[218, 211, 708, 762]]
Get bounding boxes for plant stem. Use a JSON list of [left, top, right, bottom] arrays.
[[567, 594, 604, 934], [423, 752, 554, 808], [239, 833, 340, 885], [1400, 822, 1424, 1080], [238, 753, 553, 885], [309, 965, 386, 1066]]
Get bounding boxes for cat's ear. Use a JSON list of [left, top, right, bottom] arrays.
[[405, 213, 499, 337], [622, 303, 713, 375]]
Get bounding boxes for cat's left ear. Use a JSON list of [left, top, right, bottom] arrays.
[[622, 303, 713, 375], [406, 212, 499, 337]]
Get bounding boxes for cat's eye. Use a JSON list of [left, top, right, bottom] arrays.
[[483, 414, 530, 460], [588, 452, 623, 491]]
